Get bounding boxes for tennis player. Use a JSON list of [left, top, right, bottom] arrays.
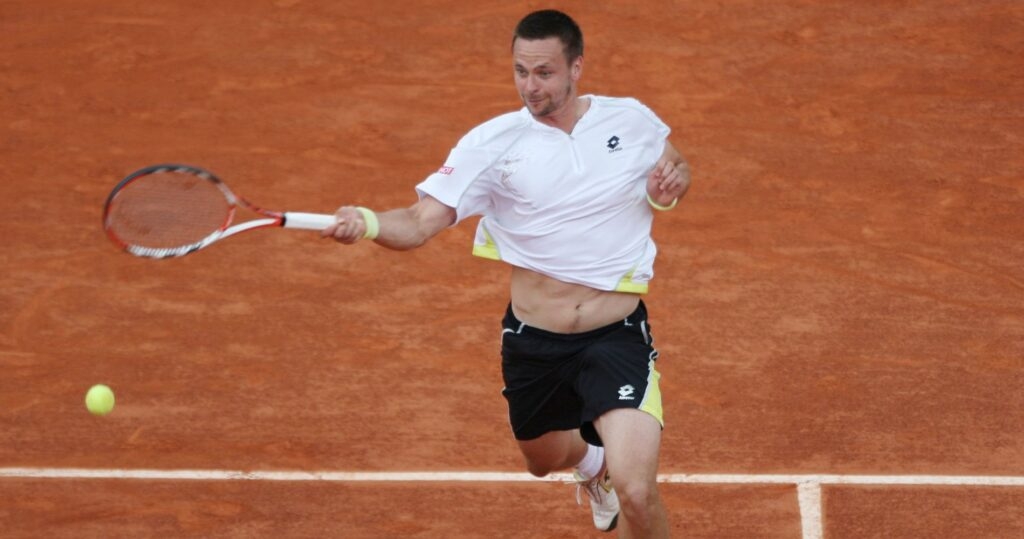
[[323, 10, 689, 537]]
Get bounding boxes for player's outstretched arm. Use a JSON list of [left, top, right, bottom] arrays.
[[646, 141, 691, 209], [321, 195, 456, 251]]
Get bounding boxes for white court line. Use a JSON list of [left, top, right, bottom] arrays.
[[2, 468, 1022, 485], [2, 468, 1021, 539], [797, 482, 823, 539], [660, 473, 1024, 486]]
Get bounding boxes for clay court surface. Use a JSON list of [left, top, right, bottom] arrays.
[[1, 1, 1022, 537]]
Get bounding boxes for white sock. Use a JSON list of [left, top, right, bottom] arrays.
[[575, 444, 605, 480]]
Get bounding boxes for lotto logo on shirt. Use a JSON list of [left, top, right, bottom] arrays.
[[438, 166, 455, 175], [607, 136, 623, 154]]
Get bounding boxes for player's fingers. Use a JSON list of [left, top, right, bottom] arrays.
[[329, 206, 358, 236], [320, 217, 342, 238], [663, 161, 690, 190], [321, 211, 349, 238], [331, 221, 356, 242], [655, 160, 675, 185], [658, 168, 678, 191], [647, 166, 664, 188], [323, 206, 360, 243]]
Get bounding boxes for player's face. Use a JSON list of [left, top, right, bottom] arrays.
[[513, 37, 581, 119]]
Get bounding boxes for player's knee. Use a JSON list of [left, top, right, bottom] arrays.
[[524, 459, 557, 477], [518, 442, 570, 477], [615, 478, 660, 525]]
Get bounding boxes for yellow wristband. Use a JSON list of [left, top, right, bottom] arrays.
[[647, 193, 678, 211], [355, 207, 379, 240]]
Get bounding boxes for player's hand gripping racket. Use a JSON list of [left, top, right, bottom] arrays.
[[102, 164, 335, 259]]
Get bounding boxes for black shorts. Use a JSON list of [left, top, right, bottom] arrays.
[[500, 300, 664, 447]]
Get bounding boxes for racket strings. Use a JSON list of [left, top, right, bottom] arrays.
[[105, 172, 233, 249]]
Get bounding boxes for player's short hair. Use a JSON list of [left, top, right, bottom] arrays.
[[513, 9, 584, 64]]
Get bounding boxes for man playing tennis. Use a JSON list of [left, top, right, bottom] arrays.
[[323, 9, 689, 538]]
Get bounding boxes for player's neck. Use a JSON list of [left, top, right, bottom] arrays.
[[537, 95, 589, 134]]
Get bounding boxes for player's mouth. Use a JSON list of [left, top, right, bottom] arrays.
[[526, 99, 548, 112]]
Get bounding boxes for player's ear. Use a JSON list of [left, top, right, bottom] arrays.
[[571, 56, 583, 80]]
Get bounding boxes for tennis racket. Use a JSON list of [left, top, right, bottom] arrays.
[[102, 163, 335, 259]]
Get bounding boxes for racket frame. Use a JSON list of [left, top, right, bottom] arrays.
[[102, 163, 334, 259]]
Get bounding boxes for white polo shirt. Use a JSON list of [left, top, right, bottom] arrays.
[[415, 95, 670, 293]]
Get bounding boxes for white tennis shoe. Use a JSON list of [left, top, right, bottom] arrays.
[[574, 470, 620, 532]]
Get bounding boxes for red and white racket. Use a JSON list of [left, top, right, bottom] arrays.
[[102, 164, 334, 259]]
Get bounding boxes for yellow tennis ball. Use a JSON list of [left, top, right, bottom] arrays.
[[85, 384, 115, 416]]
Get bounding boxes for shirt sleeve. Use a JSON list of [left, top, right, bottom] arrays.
[[415, 139, 501, 224], [630, 97, 671, 141]]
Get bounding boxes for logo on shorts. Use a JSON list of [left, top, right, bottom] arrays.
[[438, 166, 455, 175], [618, 384, 636, 400]]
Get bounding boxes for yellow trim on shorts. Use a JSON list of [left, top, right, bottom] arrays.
[[639, 360, 664, 427]]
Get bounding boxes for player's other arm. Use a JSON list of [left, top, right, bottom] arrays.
[[321, 195, 456, 251], [646, 141, 691, 209]]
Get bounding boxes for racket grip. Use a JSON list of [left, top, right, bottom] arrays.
[[282, 212, 336, 230]]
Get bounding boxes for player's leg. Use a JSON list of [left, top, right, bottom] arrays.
[[515, 429, 588, 476], [574, 299, 664, 535], [500, 305, 621, 531], [501, 302, 592, 477], [502, 359, 591, 478], [594, 408, 669, 538]]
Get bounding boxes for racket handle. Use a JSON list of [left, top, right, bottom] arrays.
[[282, 212, 336, 230]]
